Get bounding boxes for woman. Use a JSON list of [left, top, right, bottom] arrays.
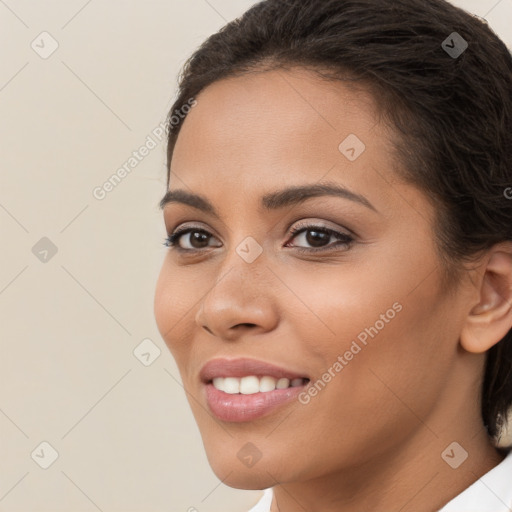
[[154, 0, 512, 510]]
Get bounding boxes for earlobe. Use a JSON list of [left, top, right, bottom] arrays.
[[460, 244, 512, 354]]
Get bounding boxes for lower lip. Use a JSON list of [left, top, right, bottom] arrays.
[[204, 382, 308, 422]]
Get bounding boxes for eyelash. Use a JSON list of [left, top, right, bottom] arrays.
[[162, 223, 354, 254]]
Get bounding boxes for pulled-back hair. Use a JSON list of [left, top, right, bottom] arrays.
[[164, 0, 512, 441]]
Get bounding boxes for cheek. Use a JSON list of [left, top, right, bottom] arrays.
[[281, 262, 401, 354], [288, 260, 452, 415], [153, 260, 199, 359]]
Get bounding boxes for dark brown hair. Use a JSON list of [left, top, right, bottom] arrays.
[[163, 0, 512, 441]]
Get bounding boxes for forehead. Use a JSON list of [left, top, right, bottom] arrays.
[[174, 68, 381, 161], [170, 67, 405, 213]]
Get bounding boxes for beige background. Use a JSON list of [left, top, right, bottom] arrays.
[[0, 1, 511, 511]]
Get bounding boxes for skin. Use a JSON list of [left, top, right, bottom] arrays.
[[154, 67, 512, 512]]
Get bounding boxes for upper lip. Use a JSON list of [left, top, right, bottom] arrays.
[[200, 357, 310, 383]]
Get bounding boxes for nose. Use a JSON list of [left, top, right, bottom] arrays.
[[194, 255, 278, 341]]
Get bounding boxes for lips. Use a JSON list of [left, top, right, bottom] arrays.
[[199, 357, 311, 422], [199, 357, 310, 383]]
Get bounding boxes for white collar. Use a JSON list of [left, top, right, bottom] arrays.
[[248, 449, 512, 512]]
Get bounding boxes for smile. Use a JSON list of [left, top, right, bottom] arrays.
[[211, 375, 309, 394]]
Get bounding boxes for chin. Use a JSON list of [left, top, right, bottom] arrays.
[[201, 442, 279, 489], [210, 462, 276, 490], [191, 406, 306, 488]]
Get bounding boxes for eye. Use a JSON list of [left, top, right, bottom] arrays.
[[163, 226, 220, 252], [285, 223, 354, 253], [163, 223, 355, 254]]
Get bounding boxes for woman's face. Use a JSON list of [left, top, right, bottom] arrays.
[[154, 68, 475, 488]]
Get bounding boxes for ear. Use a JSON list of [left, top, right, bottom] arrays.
[[460, 242, 512, 353]]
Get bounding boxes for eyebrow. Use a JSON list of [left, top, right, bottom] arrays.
[[159, 182, 378, 217]]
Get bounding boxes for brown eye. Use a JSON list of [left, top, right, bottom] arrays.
[[286, 224, 354, 253], [164, 228, 220, 251]]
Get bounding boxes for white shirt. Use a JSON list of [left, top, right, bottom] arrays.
[[247, 449, 512, 512]]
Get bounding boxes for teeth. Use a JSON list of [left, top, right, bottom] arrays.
[[240, 376, 259, 394], [223, 377, 240, 394], [276, 378, 290, 389], [259, 376, 277, 392], [211, 375, 307, 394]]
